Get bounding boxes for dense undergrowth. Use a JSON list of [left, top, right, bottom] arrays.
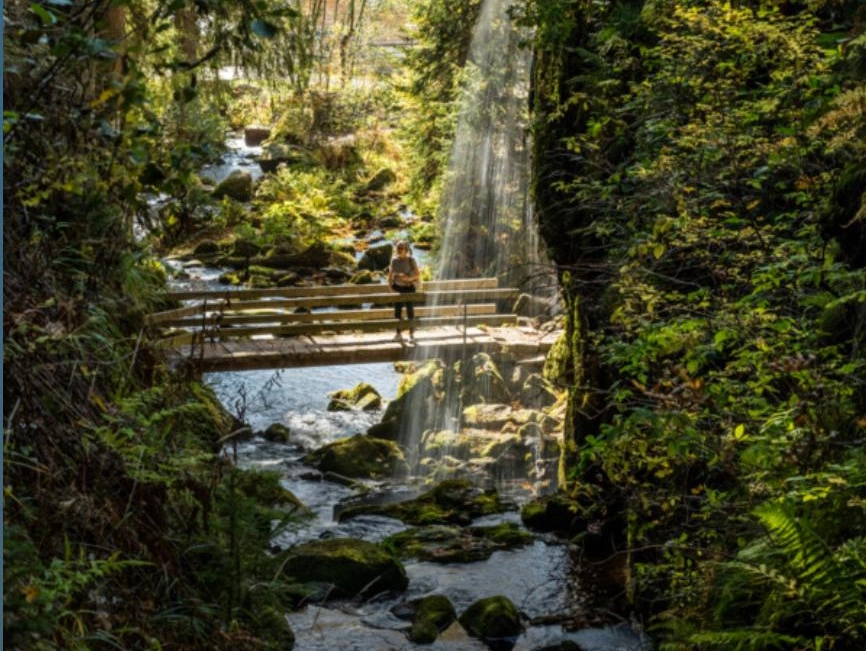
[[523, 0, 866, 647], [6, 0, 866, 648]]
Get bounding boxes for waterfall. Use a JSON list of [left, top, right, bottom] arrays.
[[436, 0, 536, 286], [398, 0, 557, 478]]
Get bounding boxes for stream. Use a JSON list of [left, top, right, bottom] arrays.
[[166, 135, 651, 651]]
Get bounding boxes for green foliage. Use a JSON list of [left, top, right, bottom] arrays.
[[399, 0, 482, 203], [527, 0, 866, 646]]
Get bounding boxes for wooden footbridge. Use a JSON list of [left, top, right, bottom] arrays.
[[146, 278, 559, 374]]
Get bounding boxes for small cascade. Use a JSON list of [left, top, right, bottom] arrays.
[[399, 0, 558, 481]]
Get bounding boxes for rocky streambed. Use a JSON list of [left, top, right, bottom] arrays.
[[208, 354, 651, 651]]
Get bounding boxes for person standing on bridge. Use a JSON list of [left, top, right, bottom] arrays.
[[388, 241, 420, 343]]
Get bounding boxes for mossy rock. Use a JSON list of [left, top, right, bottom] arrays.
[[338, 479, 510, 525], [520, 373, 559, 409], [459, 353, 512, 404], [231, 238, 262, 258], [349, 269, 377, 284], [327, 382, 383, 412], [357, 242, 394, 271], [363, 167, 398, 193], [253, 242, 333, 270], [213, 170, 253, 202], [384, 522, 532, 563], [192, 239, 222, 257], [542, 330, 571, 385], [367, 360, 448, 441], [406, 595, 457, 644], [520, 494, 579, 533], [279, 538, 408, 600], [458, 596, 522, 647], [302, 434, 408, 479], [218, 271, 244, 285], [262, 422, 291, 443], [233, 469, 307, 513]]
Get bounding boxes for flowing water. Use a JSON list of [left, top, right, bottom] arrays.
[[173, 17, 650, 637]]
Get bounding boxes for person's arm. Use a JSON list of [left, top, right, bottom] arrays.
[[387, 259, 397, 285]]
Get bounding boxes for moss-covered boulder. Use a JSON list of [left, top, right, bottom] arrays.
[[338, 479, 510, 525], [367, 360, 448, 441], [349, 269, 377, 284], [213, 170, 253, 202], [384, 522, 532, 563], [459, 353, 512, 405], [520, 494, 580, 533], [519, 373, 559, 409], [327, 382, 383, 412], [458, 596, 522, 649], [252, 241, 334, 270], [363, 167, 398, 193], [302, 434, 408, 479], [261, 422, 291, 443], [403, 595, 457, 644], [278, 538, 408, 600], [192, 239, 222, 258]]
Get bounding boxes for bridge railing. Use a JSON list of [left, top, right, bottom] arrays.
[[146, 278, 520, 346]]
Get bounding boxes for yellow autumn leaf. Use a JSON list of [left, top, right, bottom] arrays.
[[22, 584, 40, 603]]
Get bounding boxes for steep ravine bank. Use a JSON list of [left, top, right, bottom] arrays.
[[527, 1, 866, 646]]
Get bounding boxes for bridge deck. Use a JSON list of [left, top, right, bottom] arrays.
[[167, 324, 559, 373]]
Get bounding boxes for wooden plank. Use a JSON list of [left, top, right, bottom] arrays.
[[146, 288, 518, 325], [165, 325, 556, 373], [162, 278, 499, 302], [155, 314, 519, 345], [154, 303, 499, 328]]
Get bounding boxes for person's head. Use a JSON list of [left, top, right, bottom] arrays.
[[395, 241, 410, 257]]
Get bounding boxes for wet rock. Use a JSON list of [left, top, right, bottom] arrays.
[[349, 269, 378, 284], [338, 478, 511, 525], [302, 434, 408, 479], [520, 373, 559, 409], [384, 522, 532, 563], [244, 124, 271, 146], [458, 596, 522, 650], [405, 595, 457, 644], [213, 170, 253, 202], [327, 382, 383, 411], [367, 360, 446, 441], [278, 538, 408, 600], [261, 422, 291, 443], [357, 242, 394, 271], [231, 238, 261, 258], [363, 167, 398, 193], [460, 353, 512, 404], [193, 239, 221, 257], [252, 241, 333, 270], [520, 494, 581, 533]]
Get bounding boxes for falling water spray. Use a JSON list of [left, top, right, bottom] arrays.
[[398, 0, 556, 478]]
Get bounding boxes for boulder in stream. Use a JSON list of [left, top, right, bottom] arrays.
[[327, 382, 383, 411], [302, 434, 408, 479], [337, 478, 511, 525], [279, 537, 408, 601], [397, 594, 457, 644], [384, 522, 532, 563], [356, 242, 393, 271], [458, 595, 523, 650], [213, 170, 253, 202]]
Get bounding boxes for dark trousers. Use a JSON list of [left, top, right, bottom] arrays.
[[391, 284, 416, 324]]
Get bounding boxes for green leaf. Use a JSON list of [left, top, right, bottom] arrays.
[[251, 19, 277, 39], [30, 3, 57, 26]]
